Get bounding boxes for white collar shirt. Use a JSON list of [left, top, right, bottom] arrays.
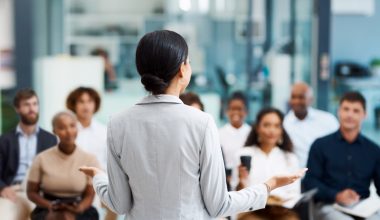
[[76, 119, 107, 170], [235, 146, 301, 200], [219, 123, 251, 169], [283, 107, 339, 168]]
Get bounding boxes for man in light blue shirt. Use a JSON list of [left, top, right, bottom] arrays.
[[13, 125, 39, 183]]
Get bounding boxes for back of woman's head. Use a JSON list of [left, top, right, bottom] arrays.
[[245, 107, 293, 152], [136, 30, 189, 95]]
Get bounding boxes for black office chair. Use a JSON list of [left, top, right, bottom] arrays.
[[292, 188, 318, 220]]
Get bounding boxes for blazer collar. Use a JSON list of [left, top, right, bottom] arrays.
[[137, 94, 183, 105]]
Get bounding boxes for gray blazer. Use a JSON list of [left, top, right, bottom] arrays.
[[93, 95, 268, 220]]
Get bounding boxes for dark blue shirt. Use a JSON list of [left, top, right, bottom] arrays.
[[303, 130, 380, 203]]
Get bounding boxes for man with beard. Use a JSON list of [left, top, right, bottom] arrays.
[[0, 88, 57, 219]]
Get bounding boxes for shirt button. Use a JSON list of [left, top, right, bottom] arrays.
[[249, 207, 253, 211], [347, 155, 352, 160]]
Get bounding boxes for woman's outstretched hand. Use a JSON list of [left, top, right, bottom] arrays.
[[79, 166, 103, 178], [265, 168, 308, 192]]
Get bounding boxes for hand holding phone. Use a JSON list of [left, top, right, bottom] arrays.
[[240, 156, 252, 172]]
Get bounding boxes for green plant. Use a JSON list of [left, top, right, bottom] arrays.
[[370, 58, 380, 67]]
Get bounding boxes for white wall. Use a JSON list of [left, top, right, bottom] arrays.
[[75, 0, 164, 14], [34, 56, 104, 131], [0, 0, 13, 49]]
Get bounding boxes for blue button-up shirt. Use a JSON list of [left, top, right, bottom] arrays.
[[14, 125, 39, 182], [303, 130, 380, 203]]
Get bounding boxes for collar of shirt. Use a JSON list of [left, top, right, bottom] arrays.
[[16, 124, 40, 137], [55, 145, 79, 160], [240, 145, 282, 158], [335, 130, 364, 144], [288, 107, 318, 123], [77, 119, 96, 132], [254, 145, 282, 158], [137, 94, 184, 105], [225, 123, 250, 133]]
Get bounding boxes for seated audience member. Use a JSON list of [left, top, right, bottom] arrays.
[[66, 87, 107, 171], [284, 82, 339, 168], [27, 111, 100, 220], [0, 88, 57, 220], [66, 87, 117, 220], [220, 92, 251, 170], [235, 108, 300, 220], [179, 92, 204, 111], [303, 91, 380, 220]]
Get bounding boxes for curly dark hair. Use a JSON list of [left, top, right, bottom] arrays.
[[66, 87, 101, 114], [245, 107, 293, 152]]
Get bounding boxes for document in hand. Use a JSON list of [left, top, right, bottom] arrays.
[[333, 196, 380, 218], [282, 188, 318, 209]]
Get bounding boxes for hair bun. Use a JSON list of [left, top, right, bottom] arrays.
[[141, 74, 168, 94]]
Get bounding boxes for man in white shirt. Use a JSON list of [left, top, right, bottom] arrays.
[[220, 92, 251, 170], [283, 82, 339, 168]]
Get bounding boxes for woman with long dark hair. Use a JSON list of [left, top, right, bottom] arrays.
[[79, 30, 306, 220], [235, 108, 301, 220]]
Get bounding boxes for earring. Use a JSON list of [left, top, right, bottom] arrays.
[[257, 135, 262, 144], [277, 138, 283, 145]]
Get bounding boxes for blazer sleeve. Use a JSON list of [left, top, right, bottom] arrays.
[[0, 135, 8, 191], [199, 115, 268, 218], [92, 120, 133, 215]]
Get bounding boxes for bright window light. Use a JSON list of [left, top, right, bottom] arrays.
[[198, 0, 209, 13], [179, 0, 192, 12]]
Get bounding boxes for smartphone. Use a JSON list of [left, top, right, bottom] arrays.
[[52, 197, 81, 205], [240, 155, 252, 172], [225, 168, 232, 177]]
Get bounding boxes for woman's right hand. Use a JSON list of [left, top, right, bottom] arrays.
[[79, 166, 103, 178], [265, 168, 308, 192]]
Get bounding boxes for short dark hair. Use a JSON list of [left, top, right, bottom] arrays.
[[227, 91, 248, 110], [13, 88, 38, 108], [245, 108, 293, 152], [180, 92, 204, 111], [339, 91, 366, 111], [91, 48, 109, 58], [136, 30, 189, 95], [66, 87, 101, 114]]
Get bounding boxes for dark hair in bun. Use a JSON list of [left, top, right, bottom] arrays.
[[136, 30, 189, 95]]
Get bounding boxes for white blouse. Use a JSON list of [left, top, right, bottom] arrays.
[[233, 146, 301, 200], [219, 123, 251, 169], [76, 119, 108, 170]]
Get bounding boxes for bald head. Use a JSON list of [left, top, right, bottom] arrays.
[[52, 111, 77, 129], [290, 82, 313, 119], [291, 82, 313, 99]]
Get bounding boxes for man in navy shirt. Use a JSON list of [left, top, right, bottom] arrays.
[[303, 91, 380, 220]]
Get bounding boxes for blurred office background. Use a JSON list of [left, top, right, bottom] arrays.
[[1, 0, 380, 142]]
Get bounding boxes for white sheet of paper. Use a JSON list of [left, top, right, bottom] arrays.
[[333, 196, 380, 218]]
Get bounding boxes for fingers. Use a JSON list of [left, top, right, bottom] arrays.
[[78, 166, 92, 172], [290, 168, 308, 182], [347, 189, 360, 201], [2, 189, 17, 202], [296, 168, 308, 177]]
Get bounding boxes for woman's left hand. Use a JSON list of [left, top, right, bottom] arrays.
[[79, 166, 103, 178]]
